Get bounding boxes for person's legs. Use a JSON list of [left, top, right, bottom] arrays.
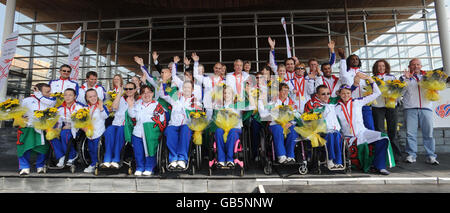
[[215, 128, 226, 163], [285, 125, 299, 158], [131, 135, 145, 172], [269, 124, 287, 158], [251, 119, 262, 158], [103, 125, 116, 163], [404, 109, 419, 159], [88, 138, 100, 167], [35, 152, 47, 169], [386, 107, 401, 159], [165, 126, 180, 163], [18, 150, 31, 170], [419, 109, 437, 159], [177, 125, 192, 163], [372, 107, 386, 132], [362, 106, 375, 130], [112, 126, 125, 163], [372, 138, 388, 170], [225, 128, 241, 162]]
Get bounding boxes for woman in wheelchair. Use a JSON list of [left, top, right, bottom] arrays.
[[50, 88, 85, 168], [213, 85, 245, 168], [335, 73, 391, 175], [102, 82, 138, 169], [304, 85, 343, 169], [159, 80, 201, 170], [258, 83, 299, 164], [128, 85, 166, 176], [83, 89, 109, 173]]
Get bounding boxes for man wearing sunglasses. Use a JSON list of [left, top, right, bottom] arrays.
[[49, 64, 79, 95], [304, 85, 343, 169]]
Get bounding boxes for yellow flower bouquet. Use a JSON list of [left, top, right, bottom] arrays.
[[271, 105, 295, 138], [71, 108, 94, 137], [382, 79, 407, 108], [51, 92, 64, 108], [419, 69, 448, 101], [294, 111, 327, 148], [214, 109, 240, 143], [0, 98, 28, 127], [33, 107, 61, 140], [188, 111, 210, 145], [105, 90, 118, 116]]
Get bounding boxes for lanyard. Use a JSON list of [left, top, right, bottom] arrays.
[[294, 76, 305, 97], [340, 99, 355, 136], [63, 102, 76, 119], [234, 72, 243, 94], [322, 76, 338, 93], [89, 103, 98, 118]]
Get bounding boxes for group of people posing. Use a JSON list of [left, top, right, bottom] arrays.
[[15, 38, 441, 176]]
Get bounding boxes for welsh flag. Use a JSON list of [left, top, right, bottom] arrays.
[[16, 127, 49, 157], [347, 132, 396, 173]]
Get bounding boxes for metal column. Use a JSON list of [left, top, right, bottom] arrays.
[[434, 0, 450, 74], [254, 14, 259, 72], [0, 0, 17, 101]]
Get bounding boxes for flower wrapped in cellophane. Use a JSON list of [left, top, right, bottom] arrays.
[[271, 105, 295, 138], [104, 91, 118, 117], [188, 111, 210, 145], [71, 108, 94, 137], [33, 107, 61, 140], [0, 98, 28, 127], [382, 79, 407, 108], [214, 109, 240, 143], [51, 92, 64, 108], [294, 111, 327, 148], [362, 80, 379, 106], [419, 69, 448, 101]]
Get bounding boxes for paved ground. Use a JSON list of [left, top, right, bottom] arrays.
[[1, 153, 450, 193]]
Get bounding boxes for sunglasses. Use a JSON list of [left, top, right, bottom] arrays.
[[61, 70, 71, 73], [295, 67, 306, 70], [320, 93, 331, 96], [124, 87, 135, 91]]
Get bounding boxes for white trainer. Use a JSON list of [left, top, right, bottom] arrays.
[[168, 161, 177, 169], [56, 157, 65, 168], [278, 156, 287, 164], [405, 155, 416, 163], [19, 168, 30, 175], [143, 171, 153, 176], [100, 162, 111, 168], [426, 156, 439, 165], [134, 171, 143, 176], [36, 167, 45, 174], [177, 161, 186, 169], [110, 162, 120, 169], [83, 165, 95, 173]]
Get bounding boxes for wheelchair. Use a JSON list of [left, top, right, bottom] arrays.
[[78, 135, 135, 176], [206, 121, 250, 177], [157, 133, 203, 176], [44, 129, 84, 174], [306, 133, 352, 174], [259, 122, 309, 175]]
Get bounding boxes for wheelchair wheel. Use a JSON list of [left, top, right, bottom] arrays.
[[263, 161, 272, 175], [96, 137, 105, 169], [195, 145, 202, 171], [80, 137, 90, 167], [299, 163, 308, 175]]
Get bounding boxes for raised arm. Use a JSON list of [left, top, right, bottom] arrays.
[[268, 37, 279, 75], [359, 75, 381, 106]]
